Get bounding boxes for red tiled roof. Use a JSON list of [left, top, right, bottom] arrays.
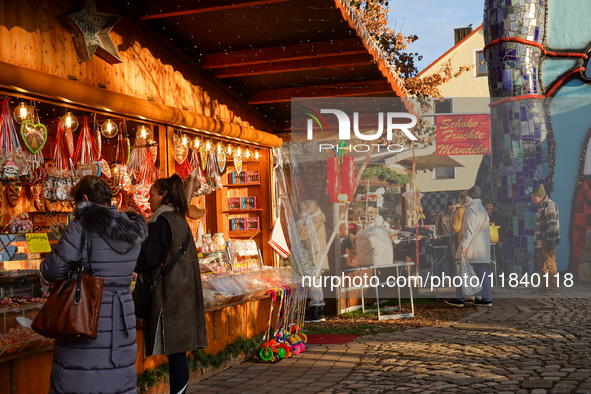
[[417, 23, 484, 77]]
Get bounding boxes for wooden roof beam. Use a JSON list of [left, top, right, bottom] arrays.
[[140, 0, 294, 20], [202, 38, 365, 69], [213, 54, 374, 78], [248, 80, 394, 104]]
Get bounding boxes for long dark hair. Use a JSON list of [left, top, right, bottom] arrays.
[[153, 174, 188, 217]]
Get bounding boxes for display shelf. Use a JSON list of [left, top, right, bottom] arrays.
[[223, 209, 262, 213], [224, 183, 261, 187], [229, 230, 260, 238]]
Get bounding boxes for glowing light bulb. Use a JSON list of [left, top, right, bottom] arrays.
[[254, 149, 260, 160], [192, 136, 202, 150], [236, 145, 243, 157], [226, 144, 234, 156], [205, 139, 213, 151], [216, 141, 224, 154], [137, 125, 153, 141], [59, 111, 79, 132], [101, 118, 119, 138], [181, 134, 189, 146], [13, 102, 33, 124], [245, 147, 252, 159]]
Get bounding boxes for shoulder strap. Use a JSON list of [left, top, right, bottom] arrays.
[[474, 214, 489, 238], [151, 232, 192, 289]]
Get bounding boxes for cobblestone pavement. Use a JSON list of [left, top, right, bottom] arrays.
[[190, 297, 591, 394]]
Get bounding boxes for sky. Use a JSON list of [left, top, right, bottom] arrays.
[[387, 0, 485, 72]]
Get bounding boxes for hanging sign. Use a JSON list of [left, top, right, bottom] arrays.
[[436, 114, 490, 156], [26, 233, 52, 253]]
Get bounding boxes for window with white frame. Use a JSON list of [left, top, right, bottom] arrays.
[[475, 50, 487, 77]]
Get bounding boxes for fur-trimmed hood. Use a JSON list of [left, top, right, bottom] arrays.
[[74, 202, 148, 253]]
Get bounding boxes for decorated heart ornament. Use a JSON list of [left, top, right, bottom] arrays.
[[6, 183, 22, 207], [234, 154, 243, 175], [199, 148, 208, 171], [33, 184, 43, 210], [76, 162, 97, 178], [217, 149, 226, 173], [20, 120, 48, 154], [173, 135, 189, 164], [132, 186, 151, 218], [53, 177, 69, 201], [99, 158, 111, 178], [43, 175, 55, 200], [114, 192, 123, 210]]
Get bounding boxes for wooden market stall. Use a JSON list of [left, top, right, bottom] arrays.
[[0, 0, 413, 392], [0, 1, 284, 392]]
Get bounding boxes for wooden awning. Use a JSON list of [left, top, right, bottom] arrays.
[[107, 0, 410, 138], [0, 60, 283, 148]]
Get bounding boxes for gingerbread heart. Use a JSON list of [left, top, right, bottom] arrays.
[[99, 158, 111, 178], [199, 148, 208, 171], [20, 120, 47, 154], [6, 183, 22, 207], [77, 163, 97, 178], [32, 184, 43, 211], [173, 135, 189, 164], [217, 149, 226, 173], [132, 186, 151, 217], [234, 154, 243, 175]]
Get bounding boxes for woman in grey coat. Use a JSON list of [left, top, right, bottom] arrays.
[[40, 176, 148, 394]]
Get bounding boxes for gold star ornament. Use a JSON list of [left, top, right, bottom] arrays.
[[60, 0, 122, 64]]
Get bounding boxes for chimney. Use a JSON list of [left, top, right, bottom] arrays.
[[454, 26, 473, 44]]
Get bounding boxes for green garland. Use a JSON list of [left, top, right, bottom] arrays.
[[137, 334, 262, 393], [361, 167, 412, 186]]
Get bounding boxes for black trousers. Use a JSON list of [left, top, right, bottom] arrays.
[[167, 352, 189, 394]]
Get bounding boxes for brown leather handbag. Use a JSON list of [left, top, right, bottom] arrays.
[[32, 227, 104, 341]]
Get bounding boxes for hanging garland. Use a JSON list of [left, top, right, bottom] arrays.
[[361, 167, 412, 185]]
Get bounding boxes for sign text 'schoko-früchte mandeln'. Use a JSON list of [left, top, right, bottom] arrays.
[[435, 115, 490, 156]]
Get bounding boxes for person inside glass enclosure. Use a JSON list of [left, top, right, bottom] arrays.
[[297, 200, 328, 323]]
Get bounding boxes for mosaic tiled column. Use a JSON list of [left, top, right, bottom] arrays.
[[484, 0, 554, 272]]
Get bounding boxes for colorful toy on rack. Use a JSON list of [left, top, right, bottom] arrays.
[[258, 285, 307, 363], [258, 289, 280, 362]]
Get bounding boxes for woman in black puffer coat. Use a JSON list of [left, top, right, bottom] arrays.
[[40, 175, 147, 394]]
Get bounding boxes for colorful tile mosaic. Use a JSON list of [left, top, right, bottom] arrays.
[[484, 0, 553, 270]]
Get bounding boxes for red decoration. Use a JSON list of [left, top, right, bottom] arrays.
[[339, 156, 355, 202], [327, 156, 340, 203]]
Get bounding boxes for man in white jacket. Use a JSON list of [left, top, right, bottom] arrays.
[[445, 186, 493, 307]]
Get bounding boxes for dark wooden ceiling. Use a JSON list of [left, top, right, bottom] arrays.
[[107, 0, 404, 137]]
